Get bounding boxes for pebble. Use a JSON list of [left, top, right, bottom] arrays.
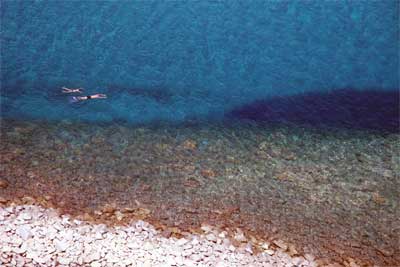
[[176, 238, 188, 246], [201, 224, 212, 233], [273, 239, 288, 251], [105, 253, 119, 263], [13, 246, 27, 254], [215, 261, 227, 267], [58, 256, 71, 265], [143, 241, 154, 250], [18, 213, 32, 221], [304, 253, 315, 262], [115, 211, 124, 221], [234, 229, 247, 243], [54, 239, 69, 252], [245, 243, 253, 254], [265, 249, 275, 255], [35, 255, 50, 264], [143, 259, 152, 267], [15, 225, 32, 240], [206, 233, 217, 242]]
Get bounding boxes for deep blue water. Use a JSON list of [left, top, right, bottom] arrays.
[[1, 1, 399, 128]]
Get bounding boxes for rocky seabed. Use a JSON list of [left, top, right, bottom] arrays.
[[0, 205, 318, 267]]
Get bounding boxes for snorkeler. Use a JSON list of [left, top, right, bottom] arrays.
[[68, 93, 107, 103], [62, 86, 84, 93], [62, 86, 107, 103]]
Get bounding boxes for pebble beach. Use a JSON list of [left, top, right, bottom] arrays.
[[1, 204, 319, 267]]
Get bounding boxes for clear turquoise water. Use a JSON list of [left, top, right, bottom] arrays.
[[1, 1, 398, 126]]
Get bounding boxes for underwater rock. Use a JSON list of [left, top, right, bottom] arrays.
[[201, 169, 216, 178], [101, 203, 117, 214], [0, 179, 9, 189], [184, 178, 200, 188], [371, 192, 387, 205], [376, 246, 394, 257], [183, 140, 197, 150]]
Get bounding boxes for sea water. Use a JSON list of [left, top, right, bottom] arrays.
[[1, 1, 398, 126]]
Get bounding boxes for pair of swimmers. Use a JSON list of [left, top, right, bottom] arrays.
[[62, 86, 107, 103]]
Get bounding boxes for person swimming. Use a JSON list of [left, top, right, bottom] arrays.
[[68, 94, 107, 103], [62, 86, 83, 94], [62, 86, 107, 103]]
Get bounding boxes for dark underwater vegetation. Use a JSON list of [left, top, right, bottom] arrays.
[[0, 1, 399, 266]]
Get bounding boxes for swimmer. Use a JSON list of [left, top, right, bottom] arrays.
[[62, 86, 84, 93], [68, 93, 107, 103]]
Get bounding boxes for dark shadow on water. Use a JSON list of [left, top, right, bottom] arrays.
[[227, 89, 400, 133]]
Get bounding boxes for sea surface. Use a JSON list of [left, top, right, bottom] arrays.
[[1, 0, 398, 123], [1, 1, 399, 266]]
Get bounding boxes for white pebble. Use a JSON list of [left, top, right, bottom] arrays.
[[19, 213, 32, 221], [57, 257, 71, 265], [206, 233, 217, 242], [176, 238, 188, 246], [54, 239, 69, 252], [15, 225, 32, 240]]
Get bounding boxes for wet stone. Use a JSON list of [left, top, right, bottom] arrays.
[[274, 239, 288, 251]]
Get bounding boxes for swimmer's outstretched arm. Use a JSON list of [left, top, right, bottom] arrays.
[[62, 86, 83, 93]]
